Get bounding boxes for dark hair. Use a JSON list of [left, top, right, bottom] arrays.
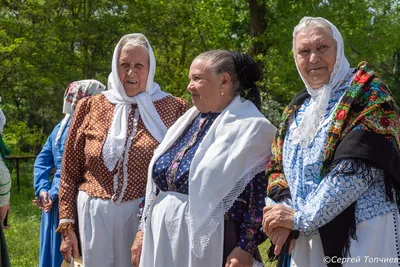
[[194, 50, 262, 109]]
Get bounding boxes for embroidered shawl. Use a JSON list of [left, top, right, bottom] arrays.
[[266, 62, 400, 264]]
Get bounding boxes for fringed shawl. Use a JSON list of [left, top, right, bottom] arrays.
[[266, 62, 400, 266]]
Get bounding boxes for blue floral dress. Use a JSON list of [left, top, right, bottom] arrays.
[[151, 112, 267, 254], [283, 74, 400, 266]]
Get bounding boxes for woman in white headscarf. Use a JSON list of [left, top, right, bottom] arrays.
[[262, 17, 400, 267], [57, 34, 188, 267], [132, 50, 277, 267], [33, 80, 105, 267]]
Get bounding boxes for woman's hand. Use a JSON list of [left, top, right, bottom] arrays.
[[33, 191, 52, 213], [0, 203, 10, 229], [40, 191, 52, 212], [32, 198, 52, 213], [32, 198, 43, 209], [131, 230, 144, 266], [60, 229, 80, 263], [268, 227, 296, 255], [262, 204, 295, 233], [225, 247, 253, 267]]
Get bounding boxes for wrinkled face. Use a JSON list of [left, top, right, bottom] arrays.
[[118, 45, 149, 96], [295, 26, 337, 89], [187, 59, 231, 113]]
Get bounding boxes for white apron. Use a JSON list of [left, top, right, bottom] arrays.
[[291, 211, 400, 267], [77, 191, 141, 267], [140, 191, 224, 267]]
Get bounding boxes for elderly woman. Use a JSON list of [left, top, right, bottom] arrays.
[[263, 17, 400, 266], [33, 80, 105, 267], [0, 102, 10, 267], [132, 50, 277, 267], [56, 34, 188, 267]]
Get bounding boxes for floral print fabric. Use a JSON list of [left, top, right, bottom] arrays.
[[282, 78, 397, 235], [152, 112, 267, 253]]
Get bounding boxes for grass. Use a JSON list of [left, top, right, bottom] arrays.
[[3, 159, 276, 267], [4, 159, 41, 267]]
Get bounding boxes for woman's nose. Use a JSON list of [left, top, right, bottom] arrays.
[[187, 81, 194, 91], [309, 52, 320, 63]]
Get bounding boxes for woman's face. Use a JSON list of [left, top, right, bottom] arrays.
[[295, 26, 337, 89], [187, 58, 233, 113], [118, 45, 149, 97]]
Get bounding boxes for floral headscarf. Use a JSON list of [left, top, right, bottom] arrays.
[[55, 80, 106, 144]]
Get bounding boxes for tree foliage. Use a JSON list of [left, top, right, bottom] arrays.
[[1, 0, 400, 153]]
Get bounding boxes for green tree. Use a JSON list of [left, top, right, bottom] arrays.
[[1, 0, 400, 152]]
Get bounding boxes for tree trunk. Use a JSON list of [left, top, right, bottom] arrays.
[[248, 0, 266, 55]]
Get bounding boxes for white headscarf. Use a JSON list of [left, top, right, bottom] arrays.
[[142, 96, 277, 258], [292, 17, 351, 146], [55, 80, 106, 144], [102, 33, 169, 173]]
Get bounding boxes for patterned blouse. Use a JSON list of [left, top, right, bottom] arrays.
[[58, 94, 188, 226], [151, 112, 267, 253], [283, 73, 398, 236]]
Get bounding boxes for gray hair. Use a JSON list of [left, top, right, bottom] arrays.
[[194, 50, 241, 94], [293, 17, 335, 51], [118, 35, 149, 57]]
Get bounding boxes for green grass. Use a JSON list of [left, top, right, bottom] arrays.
[[4, 159, 41, 267], [2, 159, 276, 267]]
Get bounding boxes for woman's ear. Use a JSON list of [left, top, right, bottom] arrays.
[[220, 73, 231, 90]]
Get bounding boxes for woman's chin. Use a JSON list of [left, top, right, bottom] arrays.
[[193, 103, 208, 113], [124, 87, 144, 97], [307, 74, 330, 89]]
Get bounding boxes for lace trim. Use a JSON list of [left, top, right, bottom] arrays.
[[140, 180, 158, 231], [292, 70, 354, 147], [56, 221, 75, 232], [292, 86, 332, 147], [112, 168, 119, 198], [189, 154, 270, 258], [116, 109, 140, 204], [59, 219, 75, 225], [103, 92, 169, 172]]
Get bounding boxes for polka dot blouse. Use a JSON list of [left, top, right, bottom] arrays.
[[58, 94, 189, 223]]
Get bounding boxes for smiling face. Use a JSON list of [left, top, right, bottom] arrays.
[[187, 58, 234, 113], [295, 26, 337, 89], [118, 45, 149, 96]]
